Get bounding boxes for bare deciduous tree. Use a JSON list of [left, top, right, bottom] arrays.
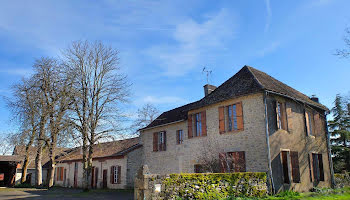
[[131, 103, 160, 135], [7, 78, 40, 183], [32, 58, 75, 188], [335, 27, 350, 58], [63, 41, 129, 190], [0, 133, 19, 155]]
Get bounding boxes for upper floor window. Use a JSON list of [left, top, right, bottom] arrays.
[[195, 113, 202, 136], [276, 101, 288, 131], [219, 102, 243, 134], [305, 110, 313, 136], [188, 111, 207, 138], [176, 130, 183, 144], [153, 131, 166, 151]]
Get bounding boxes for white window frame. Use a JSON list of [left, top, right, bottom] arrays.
[[113, 166, 118, 184]]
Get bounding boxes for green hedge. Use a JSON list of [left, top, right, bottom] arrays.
[[162, 172, 267, 199]]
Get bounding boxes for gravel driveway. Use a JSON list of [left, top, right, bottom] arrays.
[[0, 187, 134, 200]]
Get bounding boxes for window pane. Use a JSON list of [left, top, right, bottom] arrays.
[[232, 104, 238, 130], [277, 102, 282, 129], [228, 106, 232, 131], [195, 113, 202, 136], [308, 112, 313, 135], [114, 167, 118, 183]]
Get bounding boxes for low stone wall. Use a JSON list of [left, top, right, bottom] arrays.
[[134, 165, 267, 200]]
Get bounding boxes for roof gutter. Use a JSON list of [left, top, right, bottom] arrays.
[[264, 90, 328, 111], [139, 119, 185, 132], [264, 91, 275, 194], [324, 112, 335, 188]]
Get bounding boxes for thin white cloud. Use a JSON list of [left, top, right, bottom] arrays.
[[264, 0, 272, 33], [0, 68, 32, 76], [145, 8, 238, 76], [257, 41, 281, 57]]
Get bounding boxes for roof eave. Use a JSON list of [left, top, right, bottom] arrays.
[[265, 89, 329, 111], [139, 119, 185, 132]]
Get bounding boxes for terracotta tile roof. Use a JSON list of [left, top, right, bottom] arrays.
[[13, 146, 70, 169], [56, 137, 141, 162], [142, 65, 328, 130], [0, 155, 23, 162]]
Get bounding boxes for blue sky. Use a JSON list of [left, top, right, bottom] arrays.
[[0, 0, 350, 134]]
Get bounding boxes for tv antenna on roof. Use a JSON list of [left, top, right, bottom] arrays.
[[202, 67, 212, 84]]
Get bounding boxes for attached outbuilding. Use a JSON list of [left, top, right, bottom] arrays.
[[55, 137, 142, 189]]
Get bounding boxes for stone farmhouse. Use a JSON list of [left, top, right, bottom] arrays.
[[1, 65, 333, 193], [139, 65, 333, 192], [54, 137, 142, 189]]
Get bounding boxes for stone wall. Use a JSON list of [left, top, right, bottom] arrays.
[[140, 93, 269, 175], [134, 165, 267, 200], [267, 94, 332, 192], [126, 146, 143, 187]]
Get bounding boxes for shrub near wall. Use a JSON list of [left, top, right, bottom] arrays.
[[162, 172, 267, 199], [335, 172, 350, 188]]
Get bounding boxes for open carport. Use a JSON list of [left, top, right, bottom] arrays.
[[0, 156, 22, 187]]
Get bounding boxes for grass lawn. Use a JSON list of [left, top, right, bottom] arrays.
[[228, 187, 350, 200]]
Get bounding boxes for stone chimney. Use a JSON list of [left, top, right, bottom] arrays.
[[310, 95, 319, 103], [203, 84, 217, 96]]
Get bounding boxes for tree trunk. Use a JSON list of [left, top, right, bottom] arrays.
[[35, 144, 43, 187], [21, 156, 29, 183], [82, 133, 89, 191], [47, 158, 55, 188]]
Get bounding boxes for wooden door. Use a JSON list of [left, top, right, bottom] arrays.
[[74, 162, 78, 188], [91, 167, 95, 188], [63, 169, 67, 186], [102, 170, 107, 189]]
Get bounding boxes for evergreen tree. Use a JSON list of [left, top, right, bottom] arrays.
[[328, 94, 350, 173]]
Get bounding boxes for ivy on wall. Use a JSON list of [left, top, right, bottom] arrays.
[[161, 172, 267, 199]]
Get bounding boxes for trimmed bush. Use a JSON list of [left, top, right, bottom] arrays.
[[162, 172, 267, 199]]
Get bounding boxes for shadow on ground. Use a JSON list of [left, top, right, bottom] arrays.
[[0, 187, 134, 200]]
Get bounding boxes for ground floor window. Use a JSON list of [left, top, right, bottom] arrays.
[[110, 165, 121, 184], [194, 164, 204, 173], [310, 153, 324, 182], [56, 167, 64, 181], [220, 151, 246, 173], [281, 150, 301, 184]]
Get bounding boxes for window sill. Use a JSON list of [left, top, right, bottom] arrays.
[[189, 135, 207, 139], [220, 129, 244, 135]]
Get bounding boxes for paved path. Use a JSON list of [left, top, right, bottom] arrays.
[[0, 188, 134, 200]]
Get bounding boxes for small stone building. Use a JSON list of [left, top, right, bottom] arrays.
[[140, 66, 333, 192], [55, 137, 142, 189]]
